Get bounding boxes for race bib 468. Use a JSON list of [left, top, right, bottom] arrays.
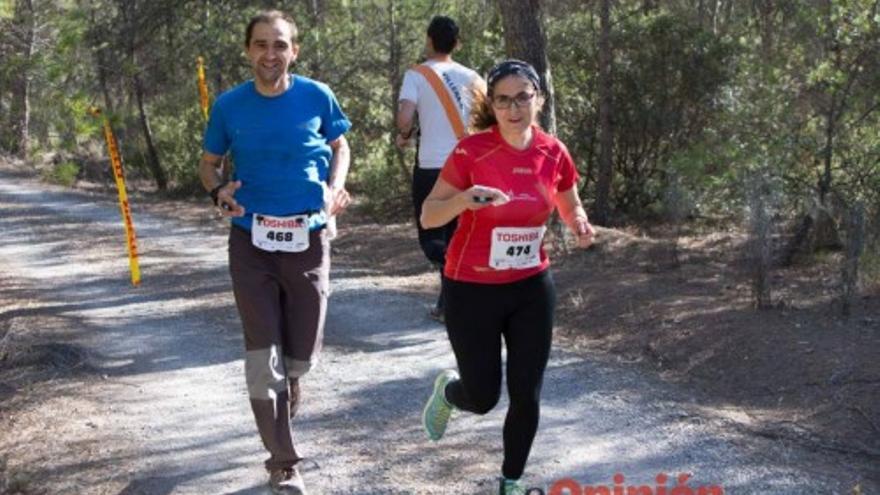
[[251, 214, 310, 252]]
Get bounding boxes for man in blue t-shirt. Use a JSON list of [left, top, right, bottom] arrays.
[[198, 10, 351, 495]]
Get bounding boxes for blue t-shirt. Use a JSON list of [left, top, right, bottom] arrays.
[[203, 75, 351, 231]]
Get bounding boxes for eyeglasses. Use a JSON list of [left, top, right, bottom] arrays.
[[491, 92, 536, 110]]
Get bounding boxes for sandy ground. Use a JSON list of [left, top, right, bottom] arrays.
[[0, 163, 874, 494]]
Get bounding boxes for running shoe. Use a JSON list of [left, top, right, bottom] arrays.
[[422, 370, 458, 441], [269, 466, 307, 495], [499, 477, 526, 495]]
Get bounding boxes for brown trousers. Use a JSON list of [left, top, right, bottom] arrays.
[[228, 226, 329, 471]]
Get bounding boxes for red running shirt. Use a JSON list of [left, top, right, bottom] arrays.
[[441, 125, 579, 284]]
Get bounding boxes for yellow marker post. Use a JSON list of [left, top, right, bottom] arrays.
[[197, 56, 210, 121], [89, 107, 141, 286]]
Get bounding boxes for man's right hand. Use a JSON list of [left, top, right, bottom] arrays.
[[395, 133, 414, 149], [216, 180, 245, 217]]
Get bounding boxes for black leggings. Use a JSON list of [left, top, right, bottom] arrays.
[[443, 270, 556, 480], [412, 166, 457, 309], [412, 166, 457, 266]]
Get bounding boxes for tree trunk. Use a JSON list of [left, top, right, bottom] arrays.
[[755, 0, 775, 54], [96, 50, 114, 114], [119, 0, 165, 190], [819, 97, 835, 204], [89, 6, 115, 114], [697, 0, 705, 27], [133, 71, 167, 191], [818, 3, 844, 205], [840, 203, 865, 317], [713, 0, 722, 35], [496, 0, 557, 135], [0, 55, 6, 137], [747, 174, 774, 309], [387, 0, 410, 182], [593, 0, 614, 226], [8, 0, 34, 159], [309, 0, 326, 80]]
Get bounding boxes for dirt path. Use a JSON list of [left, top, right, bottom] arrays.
[[0, 166, 869, 494]]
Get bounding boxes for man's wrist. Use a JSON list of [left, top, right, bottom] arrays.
[[209, 181, 227, 206]]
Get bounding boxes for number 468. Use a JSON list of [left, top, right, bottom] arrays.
[[267, 231, 293, 242]]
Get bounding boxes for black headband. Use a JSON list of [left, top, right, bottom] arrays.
[[486, 60, 541, 94]]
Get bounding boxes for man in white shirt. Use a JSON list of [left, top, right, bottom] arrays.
[[396, 15, 485, 320]]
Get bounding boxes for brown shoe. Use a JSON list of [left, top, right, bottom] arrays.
[[269, 466, 307, 495]]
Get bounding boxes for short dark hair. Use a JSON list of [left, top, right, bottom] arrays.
[[427, 16, 459, 54], [245, 10, 298, 47]]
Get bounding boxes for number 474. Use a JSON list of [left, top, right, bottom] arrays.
[[506, 245, 531, 256]]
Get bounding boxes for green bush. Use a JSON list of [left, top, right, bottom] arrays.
[[43, 161, 80, 186], [348, 137, 411, 220], [150, 108, 205, 192]]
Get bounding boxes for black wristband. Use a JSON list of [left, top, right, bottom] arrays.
[[209, 181, 227, 206]]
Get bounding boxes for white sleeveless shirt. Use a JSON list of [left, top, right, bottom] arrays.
[[399, 60, 482, 169]]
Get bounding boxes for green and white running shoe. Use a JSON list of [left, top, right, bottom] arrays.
[[499, 478, 526, 495], [422, 369, 458, 441]]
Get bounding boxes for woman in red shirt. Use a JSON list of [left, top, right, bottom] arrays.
[[419, 59, 595, 495]]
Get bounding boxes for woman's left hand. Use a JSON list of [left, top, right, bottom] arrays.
[[573, 217, 595, 249]]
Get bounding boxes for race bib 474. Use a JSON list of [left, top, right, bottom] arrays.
[[489, 226, 545, 270]]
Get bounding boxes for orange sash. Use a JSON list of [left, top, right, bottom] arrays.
[[411, 64, 467, 139]]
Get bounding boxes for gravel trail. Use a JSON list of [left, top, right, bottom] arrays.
[[0, 168, 866, 494]]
